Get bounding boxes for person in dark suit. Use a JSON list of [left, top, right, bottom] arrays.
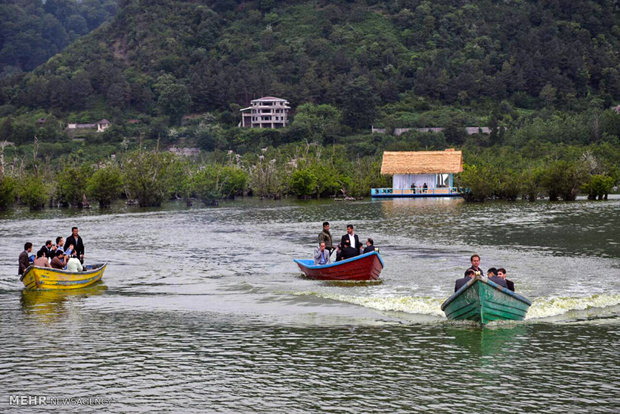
[[18, 242, 33, 277], [40, 240, 53, 258], [485, 267, 507, 288], [455, 269, 475, 292], [339, 239, 359, 261], [362, 238, 377, 254], [66, 226, 85, 263], [340, 224, 362, 253], [465, 254, 484, 276], [497, 268, 515, 292]]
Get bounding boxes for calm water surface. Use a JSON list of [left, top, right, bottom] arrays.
[[1, 197, 619, 412]]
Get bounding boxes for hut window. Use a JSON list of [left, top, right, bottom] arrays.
[[436, 174, 449, 187]]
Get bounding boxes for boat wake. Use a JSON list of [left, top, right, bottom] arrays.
[[292, 291, 620, 321], [525, 294, 620, 320], [292, 291, 445, 316]]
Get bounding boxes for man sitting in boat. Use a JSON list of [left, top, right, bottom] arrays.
[[40, 240, 54, 259], [363, 238, 377, 253], [338, 239, 359, 261], [455, 269, 475, 292], [487, 267, 508, 288], [497, 268, 515, 292], [34, 250, 51, 268], [314, 242, 331, 265], [465, 254, 484, 276], [66, 253, 83, 272], [51, 250, 67, 269]]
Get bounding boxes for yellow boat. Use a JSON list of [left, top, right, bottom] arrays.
[[21, 263, 107, 290]]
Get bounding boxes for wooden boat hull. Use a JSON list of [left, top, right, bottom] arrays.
[[21, 263, 107, 290], [294, 252, 384, 281], [441, 276, 531, 324]]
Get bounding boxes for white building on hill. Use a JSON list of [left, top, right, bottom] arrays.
[[240, 97, 290, 128]]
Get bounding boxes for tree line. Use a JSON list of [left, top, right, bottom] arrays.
[[0, 133, 617, 212]]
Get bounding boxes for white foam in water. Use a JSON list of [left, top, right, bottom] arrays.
[[294, 291, 445, 316], [526, 294, 620, 319], [294, 291, 620, 321]]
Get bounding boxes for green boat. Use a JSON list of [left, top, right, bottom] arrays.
[[441, 276, 531, 324]]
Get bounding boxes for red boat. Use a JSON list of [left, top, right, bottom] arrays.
[[294, 251, 384, 281]]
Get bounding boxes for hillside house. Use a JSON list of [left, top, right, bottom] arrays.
[[66, 119, 111, 133], [240, 97, 290, 128]]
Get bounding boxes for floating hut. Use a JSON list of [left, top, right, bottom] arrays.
[[371, 149, 464, 197]]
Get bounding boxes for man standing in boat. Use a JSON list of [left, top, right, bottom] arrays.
[[465, 254, 484, 276], [66, 226, 85, 263], [18, 242, 33, 277], [340, 224, 362, 254], [318, 222, 334, 255]]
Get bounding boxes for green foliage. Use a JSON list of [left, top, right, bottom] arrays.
[[0, 0, 118, 75], [289, 168, 317, 198], [56, 165, 93, 207], [155, 74, 192, 125], [5, 0, 618, 124], [219, 166, 248, 198], [539, 160, 589, 201], [494, 169, 522, 201], [86, 164, 124, 207], [290, 103, 342, 143], [18, 175, 50, 210], [582, 175, 615, 200], [122, 150, 174, 207], [457, 164, 496, 202], [520, 168, 543, 202], [193, 164, 247, 204], [0, 175, 16, 210]]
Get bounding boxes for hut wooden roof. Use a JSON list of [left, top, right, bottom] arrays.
[[380, 150, 463, 175]]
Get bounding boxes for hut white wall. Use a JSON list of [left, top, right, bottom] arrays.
[[392, 174, 435, 189]]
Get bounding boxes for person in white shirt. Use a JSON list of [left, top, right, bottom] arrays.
[[66, 254, 83, 272]]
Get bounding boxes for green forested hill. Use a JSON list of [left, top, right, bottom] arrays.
[[0, 0, 118, 76], [1, 0, 618, 129]]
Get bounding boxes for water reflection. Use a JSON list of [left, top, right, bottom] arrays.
[[445, 324, 529, 356], [20, 283, 107, 323]]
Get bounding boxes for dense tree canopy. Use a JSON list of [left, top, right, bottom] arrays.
[[0, 0, 118, 76], [0, 0, 617, 130]]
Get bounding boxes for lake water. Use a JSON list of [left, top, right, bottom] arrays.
[[1, 197, 619, 412]]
